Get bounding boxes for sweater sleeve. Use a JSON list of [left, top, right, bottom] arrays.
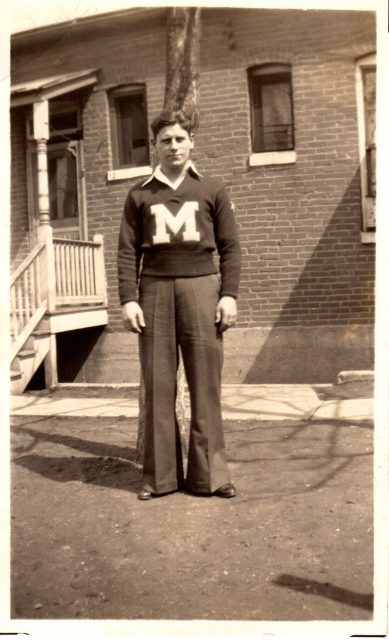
[[213, 186, 241, 299], [117, 190, 143, 304]]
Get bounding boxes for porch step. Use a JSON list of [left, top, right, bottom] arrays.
[[11, 330, 51, 395], [10, 327, 46, 341], [32, 329, 51, 336], [18, 349, 36, 359]]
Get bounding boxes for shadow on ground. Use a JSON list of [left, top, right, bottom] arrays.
[[273, 574, 373, 611], [12, 422, 141, 494], [10, 414, 374, 621]]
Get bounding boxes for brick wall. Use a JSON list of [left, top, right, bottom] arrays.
[[11, 8, 376, 371]]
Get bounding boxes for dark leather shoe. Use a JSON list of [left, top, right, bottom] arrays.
[[137, 488, 153, 500], [214, 483, 236, 498]]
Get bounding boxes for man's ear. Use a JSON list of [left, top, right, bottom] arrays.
[[189, 134, 194, 148]]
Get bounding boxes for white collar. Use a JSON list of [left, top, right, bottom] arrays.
[[142, 161, 202, 190]]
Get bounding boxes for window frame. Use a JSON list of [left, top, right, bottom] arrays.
[[248, 64, 296, 167], [108, 84, 151, 177], [26, 99, 82, 141], [355, 53, 376, 243]]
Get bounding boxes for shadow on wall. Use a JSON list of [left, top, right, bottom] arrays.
[[239, 170, 375, 384]]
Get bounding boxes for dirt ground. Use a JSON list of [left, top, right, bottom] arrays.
[[10, 409, 373, 623]]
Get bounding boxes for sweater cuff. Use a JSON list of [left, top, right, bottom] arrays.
[[121, 299, 138, 305]]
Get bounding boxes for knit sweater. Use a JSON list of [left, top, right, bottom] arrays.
[[117, 167, 241, 304]]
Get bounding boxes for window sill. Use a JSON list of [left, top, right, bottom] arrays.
[[107, 166, 152, 181], [249, 150, 296, 167], [360, 231, 376, 244]]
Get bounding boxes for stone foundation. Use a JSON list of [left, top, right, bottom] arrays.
[[56, 324, 374, 385]]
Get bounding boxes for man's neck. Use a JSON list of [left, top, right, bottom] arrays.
[[160, 162, 190, 183]]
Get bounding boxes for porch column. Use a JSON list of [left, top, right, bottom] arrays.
[[33, 100, 57, 387], [44, 333, 58, 388], [33, 100, 50, 228], [36, 138, 50, 226], [33, 100, 55, 313]]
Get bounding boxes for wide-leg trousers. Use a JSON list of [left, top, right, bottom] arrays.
[[138, 273, 231, 495]]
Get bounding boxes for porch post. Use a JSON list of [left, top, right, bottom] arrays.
[[93, 234, 108, 305], [33, 100, 56, 314], [33, 100, 50, 227], [44, 333, 58, 388], [36, 138, 50, 227], [33, 100, 58, 388]]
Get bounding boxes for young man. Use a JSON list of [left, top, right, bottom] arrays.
[[118, 110, 241, 500]]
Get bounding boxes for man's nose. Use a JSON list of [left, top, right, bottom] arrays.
[[170, 138, 179, 149]]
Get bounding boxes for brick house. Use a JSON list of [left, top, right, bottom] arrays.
[[10, 6, 376, 390]]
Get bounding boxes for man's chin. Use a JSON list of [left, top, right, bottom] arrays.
[[167, 162, 185, 170]]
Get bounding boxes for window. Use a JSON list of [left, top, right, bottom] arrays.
[[28, 141, 85, 240], [50, 109, 80, 138], [249, 64, 294, 154], [27, 98, 81, 142], [356, 54, 376, 241], [48, 145, 79, 227], [26, 96, 87, 241], [109, 85, 150, 170], [362, 67, 376, 199]]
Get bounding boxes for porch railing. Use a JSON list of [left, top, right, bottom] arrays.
[[10, 242, 48, 361], [53, 235, 107, 306], [10, 233, 107, 362]]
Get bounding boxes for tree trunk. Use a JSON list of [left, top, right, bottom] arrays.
[[136, 7, 202, 463], [164, 6, 201, 128]]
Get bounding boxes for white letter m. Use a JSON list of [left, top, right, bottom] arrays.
[[150, 202, 200, 244]]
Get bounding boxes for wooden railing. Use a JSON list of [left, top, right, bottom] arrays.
[[53, 235, 107, 306], [10, 233, 107, 362], [10, 242, 48, 361]]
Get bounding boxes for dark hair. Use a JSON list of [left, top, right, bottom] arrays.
[[150, 110, 194, 140]]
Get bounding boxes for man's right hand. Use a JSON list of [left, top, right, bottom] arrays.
[[122, 301, 146, 333]]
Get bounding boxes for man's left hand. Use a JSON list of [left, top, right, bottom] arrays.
[[215, 296, 237, 332]]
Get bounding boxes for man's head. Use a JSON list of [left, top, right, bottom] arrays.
[[150, 110, 193, 141], [151, 110, 194, 178]]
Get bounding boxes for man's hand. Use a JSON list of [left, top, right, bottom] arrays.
[[122, 301, 146, 333], [215, 296, 237, 332]]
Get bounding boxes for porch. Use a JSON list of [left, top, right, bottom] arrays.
[[10, 230, 108, 394], [10, 68, 108, 393]]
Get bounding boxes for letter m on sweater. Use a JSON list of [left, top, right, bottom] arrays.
[[150, 202, 200, 244]]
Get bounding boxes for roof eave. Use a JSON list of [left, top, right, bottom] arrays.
[[11, 6, 166, 43], [11, 69, 99, 108]]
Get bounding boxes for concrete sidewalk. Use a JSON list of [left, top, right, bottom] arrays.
[[11, 383, 374, 422]]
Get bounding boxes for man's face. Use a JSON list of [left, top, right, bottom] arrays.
[[154, 123, 193, 175]]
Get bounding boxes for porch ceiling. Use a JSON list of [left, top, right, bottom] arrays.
[[11, 68, 99, 108]]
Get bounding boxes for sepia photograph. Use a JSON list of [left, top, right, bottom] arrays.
[[2, 0, 388, 638]]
